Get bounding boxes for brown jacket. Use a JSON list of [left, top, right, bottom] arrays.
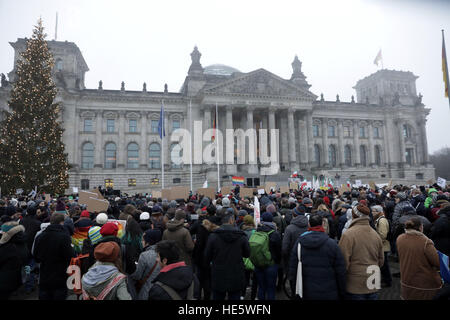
[[375, 216, 391, 253], [162, 219, 194, 265], [396, 229, 442, 300], [338, 216, 384, 294]]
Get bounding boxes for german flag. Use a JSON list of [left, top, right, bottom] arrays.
[[443, 30, 449, 98]]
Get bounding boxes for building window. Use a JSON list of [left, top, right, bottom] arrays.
[[170, 143, 182, 169], [84, 119, 93, 132], [149, 143, 161, 169], [173, 178, 181, 184], [314, 144, 321, 167], [107, 119, 115, 133], [128, 178, 136, 186], [56, 58, 63, 71], [81, 142, 94, 169], [375, 145, 382, 166], [359, 127, 366, 138], [416, 173, 424, 180], [373, 127, 380, 138], [81, 179, 89, 190], [328, 126, 335, 137], [127, 143, 139, 168], [105, 179, 114, 189], [151, 120, 159, 133], [313, 124, 320, 137], [104, 142, 116, 169], [360, 145, 367, 166], [344, 126, 351, 137], [344, 145, 352, 166], [403, 124, 411, 138], [129, 119, 137, 132], [172, 119, 180, 131], [328, 145, 337, 167], [406, 148, 414, 165]]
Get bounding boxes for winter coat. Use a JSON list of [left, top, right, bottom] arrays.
[[374, 216, 391, 252], [338, 216, 384, 295], [282, 215, 308, 261], [410, 194, 427, 216], [205, 224, 250, 293], [392, 200, 414, 228], [272, 212, 287, 235], [280, 207, 293, 225], [192, 218, 219, 269], [256, 222, 282, 265], [129, 245, 160, 300], [430, 206, 450, 256], [398, 214, 432, 237], [288, 230, 346, 300], [20, 214, 41, 258], [34, 224, 75, 290], [162, 220, 194, 266], [139, 221, 152, 232], [148, 262, 198, 300], [396, 229, 442, 300], [0, 223, 28, 298], [81, 262, 131, 300], [424, 188, 438, 209]]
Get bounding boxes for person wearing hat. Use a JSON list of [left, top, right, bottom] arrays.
[[129, 229, 162, 300], [162, 209, 194, 266], [338, 204, 384, 300], [371, 205, 392, 288], [94, 212, 109, 227], [34, 213, 75, 300], [282, 204, 308, 273], [392, 192, 414, 230], [150, 206, 165, 234], [81, 242, 132, 300], [288, 213, 346, 300], [139, 212, 152, 232], [0, 220, 28, 299]]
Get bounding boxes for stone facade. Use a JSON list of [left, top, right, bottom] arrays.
[[0, 39, 435, 193]]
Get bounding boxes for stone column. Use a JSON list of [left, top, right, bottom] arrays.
[[73, 109, 81, 169], [420, 119, 430, 164], [288, 108, 297, 169], [353, 120, 360, 166], [368, 120, 375, 166], [226, 106, 236, 174], [322, 117, 329, 167], [337, 119, 344, 167], [94, 110, 103, 168], [118, 111, 126, 168], [140, 111, 148, 169], [397, 120, 406, 164], [306, 111, 314, 165], [298, 117, 308, 167], [247, 106, 258, 174], [268, 107, 277, 159]]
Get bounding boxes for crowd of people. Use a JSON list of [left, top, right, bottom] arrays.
[[0, 182, 449, 301]]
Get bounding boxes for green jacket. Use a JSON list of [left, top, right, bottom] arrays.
[[424, 188, 437, 209]]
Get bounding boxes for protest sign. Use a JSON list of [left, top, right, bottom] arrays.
[[161, 189, 171, 200], [265, 182, 277, 194], [197, 188, 216, 200], [280, 186, 289, 194], [79, 190, 101, 205], [240, 187, 255, 199], [86, 197, 109, 213], [152, 191, 162, 198], [170, 186, 190, 200], [289, 182, 299, 190], [221, 186, 233, 195], [73, 187, 78, 194], [258, 189, 265, 195], [355, 180, 362, 187], [91, 189, 104, 200], [254, 196, 261, 225], [437, 177, 447, 189]]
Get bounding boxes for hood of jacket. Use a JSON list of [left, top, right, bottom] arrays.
[[0, 222, 26, 245], [166, 219, 185, 231], [299, 229, 329, 249], [428, 188, 438, 196], [214, 224, 245, 243], [290, 215, 309, 229], [202, 218, 220, 232], [153, 263, 193, 291], [257, 222, 276, 232], [82, 262, 119, 288]]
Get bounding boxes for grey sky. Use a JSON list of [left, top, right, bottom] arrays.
[[1, 0, 449, 154]]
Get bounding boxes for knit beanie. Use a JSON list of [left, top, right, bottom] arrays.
[[175, 210, 186, 221], [88, 226, 102, 245], [143, 229, 162, 245], [266, 204, 276, 213], [94, 242, 120, 263], [222, 198, 230, 208], [55, 200, 66, 214], [100, 222, 119, 237], [353, 204, 370, 217], [243, 215, 254, 226], [262, 212, 273, 222], [140, 212, 150, 221], [95, 213, 108, 226], [81, 210, 90, 218]]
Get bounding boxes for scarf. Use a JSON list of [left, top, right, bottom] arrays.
[[307, 225, 325, 233]]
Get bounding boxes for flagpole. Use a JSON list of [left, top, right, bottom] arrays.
[[443, 29, 450, 109], [216, 102, 220, 192], [189, 99, 193, 192], [161, 100, 165, 189]]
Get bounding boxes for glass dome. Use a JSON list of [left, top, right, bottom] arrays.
[[203, 64, 241, 76]]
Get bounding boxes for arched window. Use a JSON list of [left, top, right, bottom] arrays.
[[127, 143, 139, 169], [375, 145, 382, 166], [344, 145, 352, 166], [81, 142, 94, 169], [149, 143, 161, 169], [170, 143, 183, 169], [314, 144, 321, 167], [360, 145, 367, 167], [104, 142, 116, 169], [328, 145, 337, 167], [55, 58, 63, 71]]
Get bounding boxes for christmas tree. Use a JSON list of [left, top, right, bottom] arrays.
[[0, 19, 69, 195]]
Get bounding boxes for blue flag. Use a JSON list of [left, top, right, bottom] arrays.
[[158, 104, 165, 139]]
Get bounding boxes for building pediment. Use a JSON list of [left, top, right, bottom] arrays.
[[202, 69, 317, 100]]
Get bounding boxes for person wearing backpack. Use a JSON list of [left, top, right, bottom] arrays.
[[81, 241, 132, 300], [250, 212, 282, 300], [241, 214, 258, 300], [371, 205, 392, 288], [148, 240, 198, 300]]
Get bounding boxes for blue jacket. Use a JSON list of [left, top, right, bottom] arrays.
[[288, 230, 346, 300]]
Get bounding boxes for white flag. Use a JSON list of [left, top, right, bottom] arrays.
[[202, 180, 208, 188], [374, 49, 382, 66], [254, 196, 261, 225]]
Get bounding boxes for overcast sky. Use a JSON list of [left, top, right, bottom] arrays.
[[1, 0, 449, 154]]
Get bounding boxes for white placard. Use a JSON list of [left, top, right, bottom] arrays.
[[73, 187, 79, 194], [355, 180, 362, 187], [254, 196, 260, 225], [437, 177, 447, 189], [258, 189, 265, 195]]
